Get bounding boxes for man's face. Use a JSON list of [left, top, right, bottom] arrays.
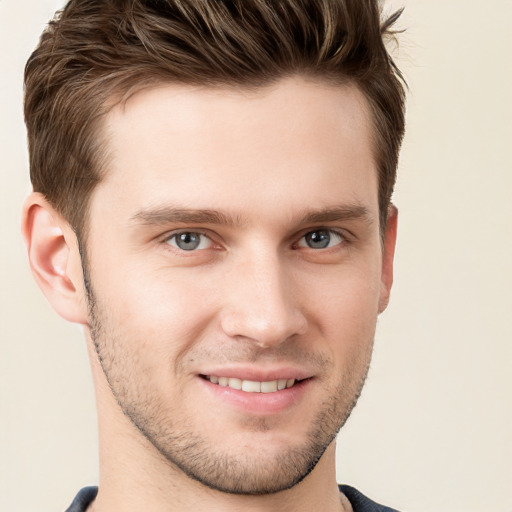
[[83, 77, 393, 494]]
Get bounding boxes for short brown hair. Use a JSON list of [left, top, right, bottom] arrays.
[[24, 0, 406, 238]]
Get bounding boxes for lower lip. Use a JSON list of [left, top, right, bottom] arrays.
[[198, 377, 311, 415]]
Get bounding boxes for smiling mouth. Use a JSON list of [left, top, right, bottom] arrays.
[[201, 375, 303, 393]]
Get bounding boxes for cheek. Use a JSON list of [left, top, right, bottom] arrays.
[[302, 262, 381, 356], [92, 261, 217, 371], [305, 257, 382, 320]]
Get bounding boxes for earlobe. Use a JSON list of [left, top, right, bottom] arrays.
[[22, 192, 88, 324], [378, 205, 398, 314]]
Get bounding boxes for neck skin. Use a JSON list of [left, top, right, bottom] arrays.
[[85, 336, 352, 512]]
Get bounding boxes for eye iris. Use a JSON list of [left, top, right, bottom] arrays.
[[306, 230, 330, 249], [176, 232, 201, 250]]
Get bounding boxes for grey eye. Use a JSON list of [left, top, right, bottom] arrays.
[[298, 230, 343, 249], [167, 232, 212, 251]]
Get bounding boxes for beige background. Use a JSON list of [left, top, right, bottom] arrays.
[[1, 1, 511, 511]]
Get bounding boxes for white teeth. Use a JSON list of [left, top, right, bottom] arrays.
[[207, 376, 298, 393], [261, 380, 278, 393], [228, 377, 242, 390], [242, 380, 261, 393]]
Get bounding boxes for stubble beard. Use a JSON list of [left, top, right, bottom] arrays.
[[83, 265, 372, 495]]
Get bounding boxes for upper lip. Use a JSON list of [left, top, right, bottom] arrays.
[[198, 366, 315, 382]]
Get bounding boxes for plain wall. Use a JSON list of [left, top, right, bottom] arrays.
[[1, 1, 511, 511]]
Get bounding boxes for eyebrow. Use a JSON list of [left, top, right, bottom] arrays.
[[130, 207, 244, 228], [298, 205, 373, 225], [129, 204, 373, 228]]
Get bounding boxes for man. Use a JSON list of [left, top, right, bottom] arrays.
[[21, 0, 406, 511]]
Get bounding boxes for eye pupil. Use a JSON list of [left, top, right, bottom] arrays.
[[305, 230, 330, 249], [176, 232, 201, 250]]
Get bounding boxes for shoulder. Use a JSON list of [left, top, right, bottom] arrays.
[[65, 487, 98, 512], [65, 485, 401, 512], [339, 485, 402, 512]]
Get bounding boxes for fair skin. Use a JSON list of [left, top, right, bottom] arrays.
[[23, 77, 397, 512]]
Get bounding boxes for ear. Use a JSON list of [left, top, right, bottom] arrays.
[[378, 204, 398, 313], [21, 192, 88, 324]]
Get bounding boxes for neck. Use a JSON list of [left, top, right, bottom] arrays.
[[91, 443, 347, 512]]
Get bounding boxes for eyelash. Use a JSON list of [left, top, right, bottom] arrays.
[[295, 229, 346, 250], [163, 230, 216, 252], [161, 228, 349, 253]]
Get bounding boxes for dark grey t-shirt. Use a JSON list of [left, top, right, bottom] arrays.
[[65, 485, 401, 511]]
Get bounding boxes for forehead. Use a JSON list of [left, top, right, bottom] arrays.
[[92, 77, 377, 228]]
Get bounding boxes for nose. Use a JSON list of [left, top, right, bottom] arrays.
[[219, 252, 308, 348]]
